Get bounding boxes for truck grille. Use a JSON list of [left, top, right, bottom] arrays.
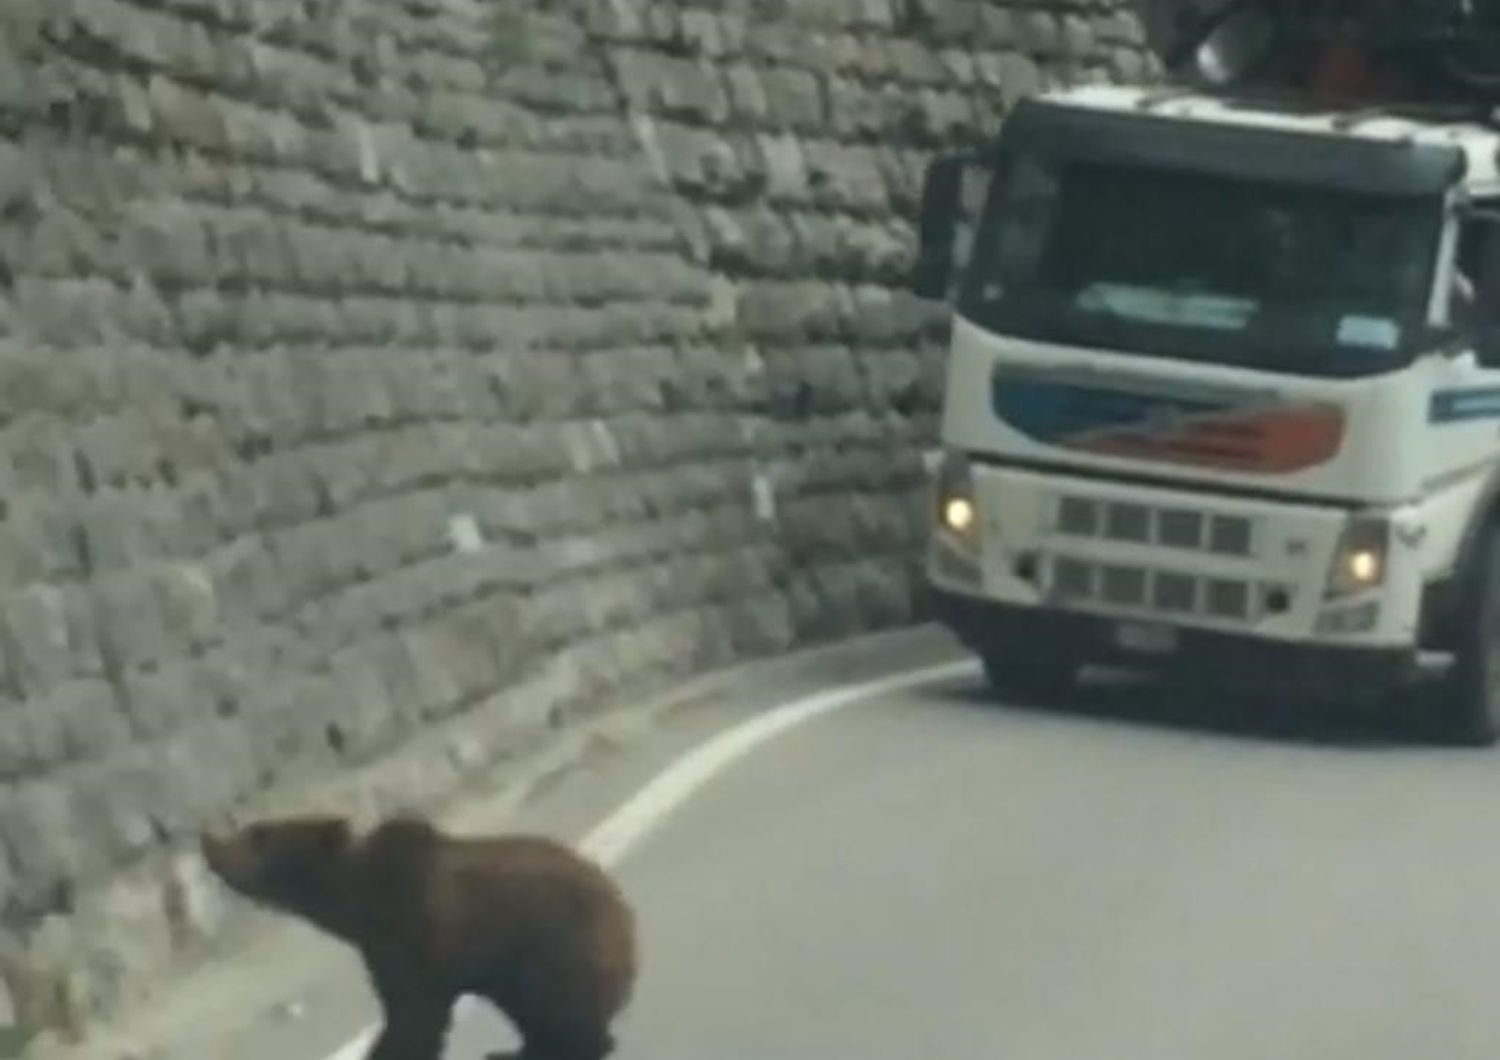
[[1050, 557, 1274, 623], [1054, 496, 1255, 557]]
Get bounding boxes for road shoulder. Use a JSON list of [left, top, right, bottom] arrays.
[[34, 624, 967, 1060]]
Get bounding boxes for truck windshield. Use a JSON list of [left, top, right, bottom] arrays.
[[957, 153, 1444, 378]]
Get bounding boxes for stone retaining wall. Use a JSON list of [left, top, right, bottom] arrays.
[[0, 0, 1155, 1042]]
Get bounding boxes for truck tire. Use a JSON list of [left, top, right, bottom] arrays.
[[1437, 527, 1500, 747], [980, 650, 1078, 703]]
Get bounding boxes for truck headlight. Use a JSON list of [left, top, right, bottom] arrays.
[[933, 451, 978, 549], [942, 495, 975, 535], [1325, 515, 1389, 598]]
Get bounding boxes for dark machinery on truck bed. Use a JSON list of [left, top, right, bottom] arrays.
[[1163, 0, 1500, 112]]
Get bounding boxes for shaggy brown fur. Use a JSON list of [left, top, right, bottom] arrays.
[[201, 814, 636, 1060]]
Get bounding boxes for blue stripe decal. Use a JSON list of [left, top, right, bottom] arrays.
[[991, 377, 1231, 443], [1430, 386, 1500, 423]]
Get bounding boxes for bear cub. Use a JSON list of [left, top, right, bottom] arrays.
[[201, 813, 636, 1060]]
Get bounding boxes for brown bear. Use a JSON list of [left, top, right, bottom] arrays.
[[200, 814, 636, 1060]]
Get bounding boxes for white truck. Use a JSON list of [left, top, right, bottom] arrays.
[[912, 3, 1500, 744]]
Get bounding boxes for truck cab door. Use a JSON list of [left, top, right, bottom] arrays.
[[1425, 196, 1500, 476], [1454, 198, 1500, 367], [1446, 197, 1500, 361]]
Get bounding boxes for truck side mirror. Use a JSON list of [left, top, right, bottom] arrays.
[[911, 153, 974, 301]]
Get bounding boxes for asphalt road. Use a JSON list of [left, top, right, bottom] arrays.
[[440, 668, 1500, 1060]]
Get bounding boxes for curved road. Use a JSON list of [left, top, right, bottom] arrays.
[[437, 666, 1500, 1060]]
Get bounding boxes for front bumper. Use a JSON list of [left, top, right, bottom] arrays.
[[930, 585, 1424, 705]]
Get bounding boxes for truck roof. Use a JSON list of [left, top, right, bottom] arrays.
[[1036, 83, 1500, 189]]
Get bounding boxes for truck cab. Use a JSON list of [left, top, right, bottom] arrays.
[[914, 81, 1500, 744]]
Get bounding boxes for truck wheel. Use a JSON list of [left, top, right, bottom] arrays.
[[1438, 528, 1500, 747], [980, 650, 1078, 702]]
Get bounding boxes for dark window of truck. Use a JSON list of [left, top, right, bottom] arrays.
[[1455, 198, 1500, 329], [957, 152, 1444, 379]]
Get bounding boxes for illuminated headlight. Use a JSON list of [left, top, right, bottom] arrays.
[[932, 451, 979, 549], [942, 496, 975, 534], [1324, 515, 1389, 598]]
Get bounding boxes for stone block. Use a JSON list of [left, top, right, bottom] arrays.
[[324, 642, 398, 761], [259, 453, 326, 528], [71, 412, 156, 492], [204, 537, 282, 627], [91, 570, 168, 670], [0, 957, 14, 1030], [738, 281, 841, 341], [761, 67, 826, 130], [585, 3, 643, 40], [438, 605, 510, 699], [725, 64, 769, 120], [65, 752, 164, 865], [0, 37, 45, 116], [1099, 8, 1148, 47], [35, 679, 128, 768], [722, 589, 794, 657], [996, 50, 1045, 102], [1061, 13, 1099, 62], [783, 567, 848, 642], [2, 586, 77, 698], [675, 62, 733, 125], [74, 493, 148, 575], [357, 629, 421, 727], [122, 661, 198, 740], [527, 582, 592, 649], [807, 143, 891, 212], [1110, 47, 1157, 83], [388, 623, 458, 719], [173, 718, 258, 818], [303, 439, 377, 516], [121, 201, 217, 283], [269, 520, 346, 608], [885, 39, 941, 84], [2, 413, 74, 494], [0, 354, 61, 423], [146, 75, 230, 151], [25, 207, 115, 279], [163, 474, 226, 556], [10, 274, 114, 353], [756, 133, 816, 202], [171, 288, 236, 355], [0, 779, 88, 912], [847, 556, 916, 627], [154, 562, 219, 649], [744, 22, 815, 66], [236, 668, 331, 777], [0, 703, 33, 779]]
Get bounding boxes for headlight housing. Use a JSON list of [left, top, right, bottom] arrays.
[[1325, 514, 1389, 599], [932, 451, 978, 549]]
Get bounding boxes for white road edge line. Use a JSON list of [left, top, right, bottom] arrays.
[[322, 656, 980, 1060]]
